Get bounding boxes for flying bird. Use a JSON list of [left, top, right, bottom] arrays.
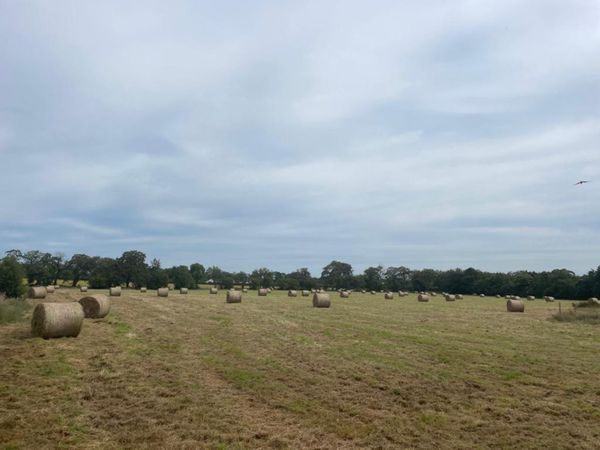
[[574, 180, 590, 185]]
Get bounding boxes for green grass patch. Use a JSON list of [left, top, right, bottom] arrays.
[[223, 367, 263, 390], [0, 300, 30, 325]]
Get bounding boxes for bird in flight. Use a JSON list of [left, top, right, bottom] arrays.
[[574, 180, 590, 185]]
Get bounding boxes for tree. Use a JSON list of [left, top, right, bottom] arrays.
[[117, 250, 147, 288], [15, 250, 52, 285], [0, 256, 26, 298], [384, 266, 412, 291], [89, 258, 121, 288], [250, 268, 273, 288], [168, 265, 195, 289], [66, 254, 95, 287], [189, 263, 206, 287], [287, 268, 316, 289], [147, 258, 168, 289], [364, 266, 384, 291], [320, 261, 353, 289]]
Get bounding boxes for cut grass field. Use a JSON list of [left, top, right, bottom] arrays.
[[1, 290, 599, 449]]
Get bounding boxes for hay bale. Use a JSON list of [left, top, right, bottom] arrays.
[[340, 291, 350, 298], [495, 294, 501, 298], [210, 287, 218, 294], [313, 293, 331, 308], [445, 294, 456, 302], [46, 285, 55, 294], [28, 287, 47, 299], [242, 288, 248, 293], [480, 294, 485, 297], [545, 296, 555, 302], [456, 294, 463, 300], [527, 295, 535, 300], [301, 290, 309, 296], [507, 299, 525, 312], [589, 297, 599, 302], [80, 286, 88, 293], [226, 290, 242, 303], [258, 288, 268, 296], [180, 288, 189, 294], [140, 287, 147, 293], [109, 286, 121, 297], [267, 288, 272, 293], [288, 290, 298, 297], [384, 292, 394, 299], [431, 292, 437, 297], [157, 288, 169, 297], [78, 294, 110, 319], [370, 291, 376, 295], [31, 302, 84, 338], [418, 294, 429, 302], [168, 283, 175, 291]]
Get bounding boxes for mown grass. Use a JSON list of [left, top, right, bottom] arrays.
[[1, 290, 600, 449]]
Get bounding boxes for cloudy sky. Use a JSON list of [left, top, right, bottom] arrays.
[[1, 0, 599, 275]]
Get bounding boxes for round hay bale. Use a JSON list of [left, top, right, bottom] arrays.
[[80, 286, 88, 293], [384, 292, 394, 299], [301, 290, 310, 296], [431, 292, 437, 297], [288, 290, 298, 297], [507, 299, 525, 312], [479, 294, 485, 297], [495, 294, 501, 298], [180, 288, 189, 294], [258, 288, 268, 296], [78, 294, 110, 319], [109, 286, 121, 297], [588, 297, 599, 302], [418, 294, 429, 302], [545, 296, 555, 302], [456, 294, 463, 300], [267, 288, 272, 293], [46, 285, 55, 294], [505, 295, 511, 299], [226, 290, 242, 303], [157, 288, 169, 297], [340, 291, 350, 298], [210, 287, 218, 294], [313, 293, 331, 308], [445, 294, 456, 302], [370, 291, 376, 295], [28, 287, 47, 299], [140, 287, 147, 293], [527, 295, 535, 301], [31, 302, 84, 338], [242, 288, 248, 293]]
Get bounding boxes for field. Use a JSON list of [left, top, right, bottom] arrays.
[[1, 290, 600, 449]]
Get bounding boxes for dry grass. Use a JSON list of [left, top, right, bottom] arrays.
[[1, 290, 600, 449]]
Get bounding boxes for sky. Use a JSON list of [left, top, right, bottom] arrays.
[[1, 0, 599, 275]]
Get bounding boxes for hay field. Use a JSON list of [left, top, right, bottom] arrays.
[[1, 290, 599, 449]]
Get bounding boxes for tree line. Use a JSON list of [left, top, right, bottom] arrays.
[[1, 250, 599, 300]]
